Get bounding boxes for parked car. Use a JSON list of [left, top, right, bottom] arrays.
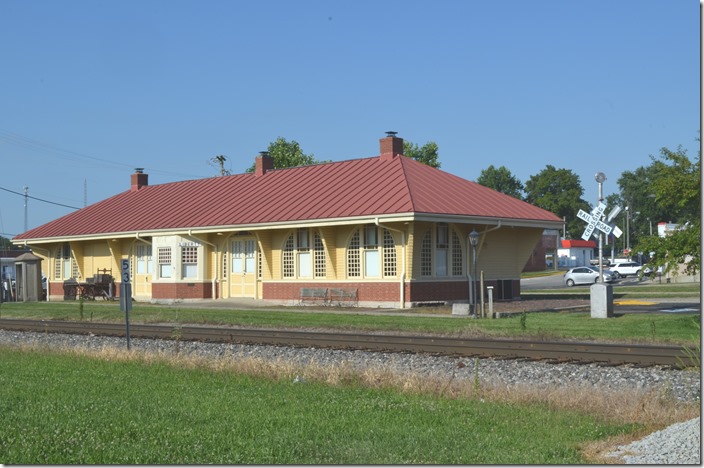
[[589, 257, 611, 266], [564, 266, 616, 286], [608, 262, 643, 278]]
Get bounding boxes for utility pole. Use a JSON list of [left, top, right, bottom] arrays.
[[23, 186, 28, 232]]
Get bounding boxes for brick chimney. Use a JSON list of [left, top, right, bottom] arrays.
[[255, 151, 274, 177], [131, 168, 148, 192], [380, 131, 404, 161]]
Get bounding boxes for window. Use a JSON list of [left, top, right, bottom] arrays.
[[282, 229, 326, 279], [314, 232, 326, 278], [282, 235, 295, 278], [181, 246, 198, 279], [420, 231, 432, 277], [346, 226, 397, 278], [436, 224, 449, 276], [420, 224, 464, 278], [297, 229, 311, 277], [158, 247, 172, 279], [383, 229, 397, 277], [244, 240, 256, 274], [347, 231, 361, 277], [231, 239, 257, 276], [54, 244, 77, 280], [451, 230, 463, 276], [136, 245, 153, 275]]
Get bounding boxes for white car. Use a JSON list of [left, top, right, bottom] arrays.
[[564, 266, 616, 286], [608, 262, 643, 278]]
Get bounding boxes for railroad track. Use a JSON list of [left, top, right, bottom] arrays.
[[0, 318, 697, 368]]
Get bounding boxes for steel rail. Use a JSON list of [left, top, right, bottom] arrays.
[[0, 318, 696, 367]]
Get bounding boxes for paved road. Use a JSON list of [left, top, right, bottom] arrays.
[[521, 272, 680, 290]]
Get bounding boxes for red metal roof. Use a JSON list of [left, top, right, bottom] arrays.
[[561, 239, 597, 248], [14, 154, 562, 241]]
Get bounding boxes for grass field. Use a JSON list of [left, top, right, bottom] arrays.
[[0, 286, 699, 464], [0, 297, 699, 345], [1, 345, 692, 464]]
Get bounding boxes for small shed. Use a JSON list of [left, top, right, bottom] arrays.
[[558, 239, 596, 268], [14, 252, 43, 302]]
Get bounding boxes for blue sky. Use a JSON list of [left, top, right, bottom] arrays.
[[0, 0, 699, 239]]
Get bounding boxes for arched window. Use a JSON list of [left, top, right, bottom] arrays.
[[282, 229, 326, 279], [346, 225, 397, 278], [420, 224, 464, 277]]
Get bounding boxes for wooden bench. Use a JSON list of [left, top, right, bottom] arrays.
[[327, 288, 358, 307], [299, 287, 328, 305]]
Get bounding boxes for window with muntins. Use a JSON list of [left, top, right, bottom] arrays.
[[420, 231, 432, 277], [420, 224, 463, 278], [54, 244, 76, 280], [347, 226, 397, 278], [158, 247, 172, 279], [181, 246, 198, 279], [136, 245, 153, 275], [314, 232, 326, 278], [282, 229, 325, 279]]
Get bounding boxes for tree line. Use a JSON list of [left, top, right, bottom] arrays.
[[223, 135, 699, 276]]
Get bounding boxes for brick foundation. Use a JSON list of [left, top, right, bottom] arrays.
[[263, 279, 521, 304], [152, 282, 212, 299]]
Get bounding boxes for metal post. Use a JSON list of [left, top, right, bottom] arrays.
[[469, 230, 480, 317], [595, 173, 606, 281]]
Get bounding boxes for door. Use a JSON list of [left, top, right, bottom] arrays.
[[134, 244, 153, 299], [229, 238, 257, 297]]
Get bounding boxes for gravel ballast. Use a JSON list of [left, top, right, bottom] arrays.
[[0, 329, 700, 464]]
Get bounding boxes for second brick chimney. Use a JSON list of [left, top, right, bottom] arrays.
[[380, 131, 404, 160], [255, 151, 274, 177], [131, 168, 148, 192]]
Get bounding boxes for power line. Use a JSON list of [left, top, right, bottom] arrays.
[[0, 128, 212, 180], [0, 185, 81, 210]]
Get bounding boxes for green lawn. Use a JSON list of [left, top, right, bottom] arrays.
[[0, 296, 700, 345], [0, 347, 636, 464]]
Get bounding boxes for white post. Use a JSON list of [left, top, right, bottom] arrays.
[[487, 286, 494, 319]]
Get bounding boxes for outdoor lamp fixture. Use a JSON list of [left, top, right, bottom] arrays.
[[469, 229, 480, 316]]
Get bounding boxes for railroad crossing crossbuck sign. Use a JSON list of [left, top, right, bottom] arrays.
[[577, 202, 623, 241]]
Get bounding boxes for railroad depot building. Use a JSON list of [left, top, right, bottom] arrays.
[[13, 133, 562, 307]]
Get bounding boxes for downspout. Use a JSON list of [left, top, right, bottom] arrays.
[[24, 242, 51, 302], [187, 230, 218, 300], [375, 218, 406, 308]]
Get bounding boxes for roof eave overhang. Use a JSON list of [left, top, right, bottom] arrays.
[[12, 212, 562, 245]]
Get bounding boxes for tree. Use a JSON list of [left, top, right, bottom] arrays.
[[633, 142, 700, 276], [246, 137, 329, 172], [524, 165, 590, 239], [649, 145, 700, 223], [476, 165, 524, 199], [403, 141, 440, 169], [0, 235, 13, 250], [616, 165, 669, 250]]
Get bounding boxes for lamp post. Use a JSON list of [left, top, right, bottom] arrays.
[[469, 229, 480, 316], [624, 206, 630, 255]]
